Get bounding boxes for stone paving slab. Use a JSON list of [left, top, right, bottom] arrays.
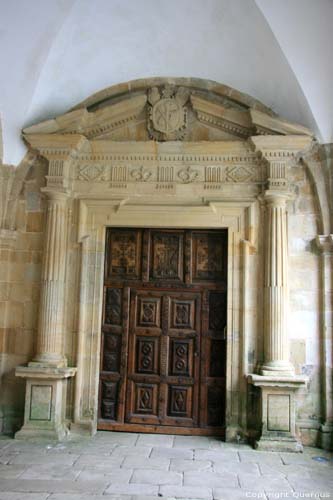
[[288, 476, 333, 493], [19, 464, 81, 480], [213, 488, 267, 500], [238, 473, 293, 493], [0, 494, 49, 500], [104, 482, 159, 496], [136, 433, 174, 448], [213, 461, 260, 475], [94, 432, 139, 445], [150, 446, 193, 460], [0, 479, 109, 493], [160, 484, 213, 499], [8, 452, 80, 465], [258, 462, 312, 477], [49, 496, 164, 500], [184, 470, 239, 488], [194, 449, 239, 462], [74, 454, 124, 467], [111, 445, 152, 457], [0, 453, 18, 465], [170, 458, 212, 471], [76, 467, 133, 482], [131, 468, 182, 485], [238, 450, 283, 464], [173, 436, 217, 449], [0, 464, 26, 479], [122, 455, 170, 470]]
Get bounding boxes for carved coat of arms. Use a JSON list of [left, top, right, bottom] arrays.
[[147, 85, 189, 140]]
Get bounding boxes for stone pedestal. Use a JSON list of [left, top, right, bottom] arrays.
[[15, 366, 76, 440], [248, 374, 308, 452]]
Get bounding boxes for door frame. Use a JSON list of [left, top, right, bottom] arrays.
[[74, 198, 259, 440]]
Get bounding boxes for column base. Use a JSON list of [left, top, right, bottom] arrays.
[[261, 360, 295, 377], [15, 365, 76, 441], [248, 374, 308, 452], [255, 436, 303, 453], [319, 423, 333, 451]]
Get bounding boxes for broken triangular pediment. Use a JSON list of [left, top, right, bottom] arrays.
[[23, 78, 313, 142]]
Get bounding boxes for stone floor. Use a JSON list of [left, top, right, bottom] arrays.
[[0, 432, 332, 500]]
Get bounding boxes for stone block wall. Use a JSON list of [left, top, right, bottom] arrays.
[[0, 160, 46, 434]]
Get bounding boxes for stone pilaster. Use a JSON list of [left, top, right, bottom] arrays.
[[248, 135, 312, 451]]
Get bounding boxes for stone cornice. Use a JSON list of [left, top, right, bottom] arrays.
[[250, 135, 314, 158], [23, 133, 90, 160], [23, 95, 147, 140], [250, 110, 313, 138]]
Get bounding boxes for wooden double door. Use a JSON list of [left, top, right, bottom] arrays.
[[98, 228, 227, 435]]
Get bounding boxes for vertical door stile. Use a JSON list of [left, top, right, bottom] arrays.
[[200, 289, 210, 427], [159, 294, 169, 423], [184, 230, 192, 284], [142, 229, 150, 282], [117, 285, 130, 423]]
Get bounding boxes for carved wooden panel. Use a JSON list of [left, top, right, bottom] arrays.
[[103, 333, 121, 372], [106, 229, 141, 279], [209, 292, 226, 333], [137, 297, 161, 327], [170, 299, 194, 329], [192, 232, 227, 282], [135, 384, 158, 415], [168, 386, 191, 418], [210, 340, 225, 377], [170, 339, 192, 376], [101, 381, 118, 420], [104, 288, 122, 325], [150, 231, 184, 281], [207, 385, 224, 426], [136, 337, 159, 374]]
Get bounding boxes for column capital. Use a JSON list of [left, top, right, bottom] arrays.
[[250, 135, 314, 192], [23, 133, 89, 193], [262, 190, 293, 207], [316, 234, 333, 254]]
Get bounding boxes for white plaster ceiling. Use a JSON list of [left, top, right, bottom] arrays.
[[0, 0, 332, 165]]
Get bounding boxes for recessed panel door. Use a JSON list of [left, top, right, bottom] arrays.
[[125, 289, 201, 427]]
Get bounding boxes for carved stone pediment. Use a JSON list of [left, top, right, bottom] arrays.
[[23, 78, 314, 143]]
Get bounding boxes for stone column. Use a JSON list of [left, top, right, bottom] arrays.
[[248, 135, 312, 452], [15, 191, 76, 439], [14, 135, 87, 440], [32, 191, 69, 367], [261, 191, 295, 376]]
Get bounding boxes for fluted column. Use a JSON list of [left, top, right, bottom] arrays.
[[31, 191, 69, 367], [261, 191, 294, 376]]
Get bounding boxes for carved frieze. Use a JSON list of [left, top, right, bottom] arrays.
[[178, 166, 199, 184], [77, 164, 107, 181]]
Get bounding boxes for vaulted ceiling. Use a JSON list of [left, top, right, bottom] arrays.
[[0, 0, 332, 165]]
